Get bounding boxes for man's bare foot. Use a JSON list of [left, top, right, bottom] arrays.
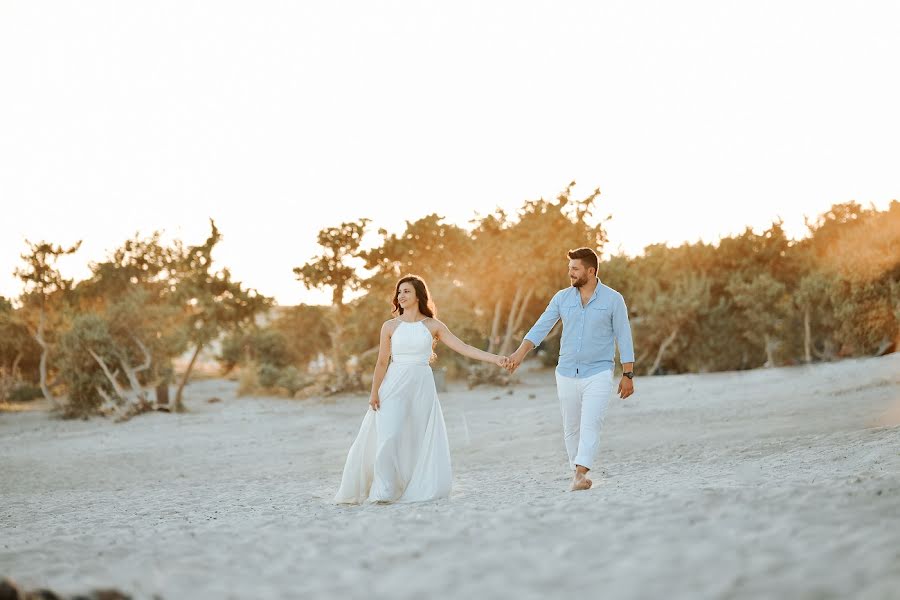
[[570, 472, 592, 491]]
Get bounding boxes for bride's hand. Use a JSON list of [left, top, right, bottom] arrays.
[[369, 394, 380, 411], [496, 355, 509, 368]]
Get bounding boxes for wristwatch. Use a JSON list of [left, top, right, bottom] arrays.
[[623, 371, 634, 379]]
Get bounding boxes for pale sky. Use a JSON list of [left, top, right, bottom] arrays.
[[2, 1, 897, 306]]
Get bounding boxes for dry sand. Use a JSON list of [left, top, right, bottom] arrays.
[[2, 354, 899, 599]]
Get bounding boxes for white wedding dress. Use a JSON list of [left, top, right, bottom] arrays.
[[335, 319, 452, 504]]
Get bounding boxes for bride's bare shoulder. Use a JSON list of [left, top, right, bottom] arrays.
[[421, 317, 445, 335], [382, 318, 402, 335]]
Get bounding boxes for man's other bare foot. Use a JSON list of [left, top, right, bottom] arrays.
[[570, 472, 592, 491]]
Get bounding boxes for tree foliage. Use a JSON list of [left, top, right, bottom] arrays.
[[5, 194, 897, 417]]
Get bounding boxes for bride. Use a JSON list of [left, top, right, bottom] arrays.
[[335, 275, 508, 504]]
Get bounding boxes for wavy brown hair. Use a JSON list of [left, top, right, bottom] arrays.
[[567, 247, 599, 273], [391, 275, 437, 318]]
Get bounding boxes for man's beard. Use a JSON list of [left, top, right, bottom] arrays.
[[571, 276, 589, 288]]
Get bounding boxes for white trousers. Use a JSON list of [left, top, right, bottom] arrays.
[[555, 369, 614, 471]]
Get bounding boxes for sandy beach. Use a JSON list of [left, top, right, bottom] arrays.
[[2, 354, 899, 599]]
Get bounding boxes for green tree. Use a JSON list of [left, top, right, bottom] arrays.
[[56, 313, 119, 417], [727, 273, 790, 367], [0, 296, 39, 382], [633, 273, 710, 375], [272, 304, 333, 369], [294, 219, 370, 392], [471, 184, 605, 347], [74, 230, 188, 410], [792, 271, 837, 363], [171, 220, 272, 410], [0, 296, 41, 402], [810, 201, 900, 354], [13, 240, 82, 408]]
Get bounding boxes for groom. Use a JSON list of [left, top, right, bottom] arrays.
[[505, 247, 635, 491]]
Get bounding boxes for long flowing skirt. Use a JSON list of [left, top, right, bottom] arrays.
[[335, 363, 452, 504]]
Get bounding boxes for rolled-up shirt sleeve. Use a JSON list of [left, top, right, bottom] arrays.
[[613, 293, 635, 364], [524, 291, 562, 347]]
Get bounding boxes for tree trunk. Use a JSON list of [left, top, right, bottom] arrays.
[[486, 298, 504, 353], [155, 383, 170, 406], [813, 339, 837, 362], [763, 334, 776, 368], [510, 289, 535, 343], [329, 302, 348, 391], [89, 348, 130, 401], [96, 385, 118, 412], [34, 307, 60, 409], [499, 286, 523, 355], [117, 337, 152, 403], [635, 349, 649, 367], [174, 343, 203, 412], [803, 307, 812, 364], [326, 279, 349, 392], [330, 334, 347, 389], [649, 326, 679, 375], [11, 351, 23, 378]]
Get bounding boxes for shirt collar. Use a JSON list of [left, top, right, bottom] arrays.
[[590, 277, 602, 300], [569, 277, 602, 301]]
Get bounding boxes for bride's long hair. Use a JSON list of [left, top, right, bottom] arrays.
[[391, 275, 437, 318]]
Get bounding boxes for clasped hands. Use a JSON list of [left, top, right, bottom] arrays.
[[495, 353, 523, 374]]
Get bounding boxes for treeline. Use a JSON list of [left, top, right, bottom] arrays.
[[233, 186, 899, 395], [2, 185, 898, 418]]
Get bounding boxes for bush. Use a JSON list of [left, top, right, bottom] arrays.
[[237, 361, 311, 398], [8, 383, 43, 402], [219, 328, 294, 373], [257, 362, 281, 389], [57, 314, 118, 417], [275, 366, 306, 396]]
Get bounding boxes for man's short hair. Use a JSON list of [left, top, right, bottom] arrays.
[[567, 247, 598, 273]]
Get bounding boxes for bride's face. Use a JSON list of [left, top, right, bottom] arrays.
[[397, 282, 418, 310]]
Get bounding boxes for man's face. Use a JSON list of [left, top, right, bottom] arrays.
[[568, 259, 594, 288]]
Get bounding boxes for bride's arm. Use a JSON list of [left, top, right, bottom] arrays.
[[432, 319, 505, 366], [368, 321, 393, 410]]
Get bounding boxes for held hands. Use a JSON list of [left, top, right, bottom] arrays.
[[504, 350, 525, 374], [495, 355, 512, 369]]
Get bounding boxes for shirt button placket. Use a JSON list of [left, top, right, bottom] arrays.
[[578, 308, 583, 349]]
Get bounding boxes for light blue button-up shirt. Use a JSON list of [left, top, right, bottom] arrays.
[[524, 279, 635, 378]]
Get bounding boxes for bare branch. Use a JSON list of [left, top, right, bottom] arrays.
[[89, 348, 129, 400], [499, 286, 524, 355], [95, 385, 121, 413], [115, 343, 149, 403], [11, 351, 22, 378], [132, 336, 152, 373], [487, 298, 504, 354], [35, 308, 60, 408], [649, 326, 680, 375], [511, 288, 535, 340]]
